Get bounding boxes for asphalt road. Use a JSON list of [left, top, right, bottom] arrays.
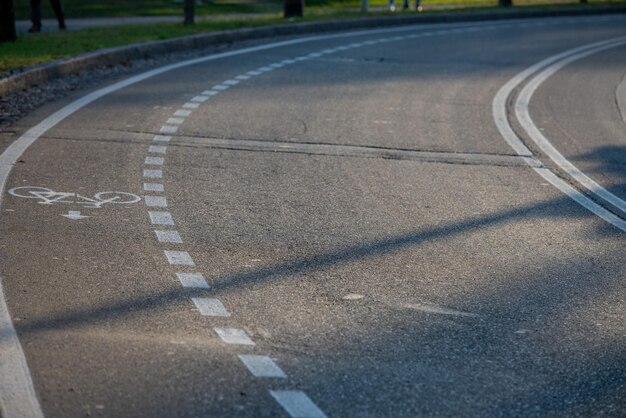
[[1, 15, 625, 418]]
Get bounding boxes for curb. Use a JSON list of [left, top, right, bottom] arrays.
[[1, 5, 626, 97]]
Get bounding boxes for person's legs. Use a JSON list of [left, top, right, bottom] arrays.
[[49, 0, 65, 29], [388, 0, 396, 11], [29, 0, 42, 32]]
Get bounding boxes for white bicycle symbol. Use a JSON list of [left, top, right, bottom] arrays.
[[9, 187, 141, 209]]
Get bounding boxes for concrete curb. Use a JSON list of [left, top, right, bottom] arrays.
[[1, 5, 625, 97]]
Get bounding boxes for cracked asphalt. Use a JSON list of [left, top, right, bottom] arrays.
[[1, 15, 625, 418]]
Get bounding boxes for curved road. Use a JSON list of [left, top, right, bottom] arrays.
[[1, 15, 625, 417]]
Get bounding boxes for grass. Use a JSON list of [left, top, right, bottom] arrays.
[[2, 0, 625, 75]]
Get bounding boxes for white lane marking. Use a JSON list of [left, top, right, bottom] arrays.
[[174, 109, 192, 117], [493, 36, 626, 232], [192, 298, 231, 317], [281, 59, 297, 65], [143, 183, 164, 192], [269, 63, 284, 68], [160, 125, 178, 134], [148, 145, 167, 154], [155, 230, 183, 244], [223, 79, 240, 86], [164, 250, 194, 265], [149, 211, 174, 225], [1, 16, 620, 416], [166, 117, 185, 125], [176, 272, 210, 289], [143, 169, 162, 178], [247, 70, 262, 76], [307, 52, 322, 58], [144, 195, 167, 207], [270, 390, 327, 418], [62, 210, 89, 220], [153, 135, 172, 142], [515, 37, 626, 215], [214, 328, 255, 345], [183, 102, 200, 109], [212, 84, 230, 91], [202, 90, 220, 96], [257, 66, 274, 72], [235, 74, 251, 81], [144, 156, 165, 166], [238, 355, 287, 378], [191, 95, 210, 103]]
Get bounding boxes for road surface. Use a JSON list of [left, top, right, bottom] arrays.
[[1, 14, 625, 418]]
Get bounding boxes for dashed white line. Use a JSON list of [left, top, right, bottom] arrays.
[[143, 183, 164, 192], [144, 195, 168, 207], [176, 272, 210, 289], [212, 84, 230, 91], [143, 169, 163, 178], [166, 117, 185, 125], [164, 250, 194, 265], [153, 135, 172, 142], [155, 230, 183, 244], [238, 355, 287, 378], [191, 95, 210, 103], [149, 211, 174, 225], [160, 125, 178, 134], [183, 102, 200, 109], [214, 328, 255, 346], [192, 298, 231, 317], [148, 145, 167, 154], [144, 156, 165, 166], [223, 79, 240, 86], [202, 90, 220, 96], [247, 70, 262, 76], [235, 74, 251, 80], [270, 390, 327, 418], [174, 109, 193, 117]]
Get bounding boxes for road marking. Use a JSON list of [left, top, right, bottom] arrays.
[[143, 183, 164, 192], [212, 84, 230, 91], [164, 250, 194, 265], [148, 145, 167, 154], [155, 230, 183, 243], [191, 95, 210, 103], [223, 79, 240, 86], [493, 36, 626, 232], [174, 109, 192, 117], [62, 210, 89, 220], [144, 195, 167, 207], [269, 63, 284, 68], [143, 169, 162, 178], [183, 102, 200, 109], [202, 90, 220, 96], [9, 187, 141, 208], [144, 156, 165, 166], [160, 125, 178, 134], [236, 74, 251, 80], [153, 135, 172, 142], [238, 355, 287, 378], [3, 15, 622, 416], [192, 298, 231, 317], [176, 272, 210, 289], [214, 328, 255, 345], [514, 37, 626, 216], [166, 117, 185, 125], [247, 70, 262, 76], [149, 211, 174, 225], [258, 66, 274, 72], [270, 390, 327, 418]]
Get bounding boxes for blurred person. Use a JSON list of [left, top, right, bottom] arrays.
[[388, 0, 422, 12], [29, 0, 66, 33]]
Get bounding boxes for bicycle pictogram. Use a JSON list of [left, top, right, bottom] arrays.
[[8, 186, 141, 209]]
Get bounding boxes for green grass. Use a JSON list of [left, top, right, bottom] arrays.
[[2, 0, 625, 75]]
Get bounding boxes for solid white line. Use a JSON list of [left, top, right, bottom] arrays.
[[174, 109, 192, 117], [143, 183, 164, 192], [176, 272, 210, 289], [143, 169, 162, 178], [238, 355, 287, 378], [214, 328, 255, 345], [148, 211, 174, 225], [164, 250, 194, 265], [0, 16, 619, 416], [148, 145, 167, 154], [144, 195, 167, 207], [269, 390, 327, 418], [166, 117, 185, 125], [153, 135, 172, 142], [493, 36, 626, 232], [192, 298, 230, 317], [144, 156, 164, 166], [160, 125, 178, 134], [515, 37, 626, 215], [155, 230, 183, 243]]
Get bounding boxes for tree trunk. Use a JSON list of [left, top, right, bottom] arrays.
[[284, 0, 304, 18], [0, 0, 17, 42], [184, 0, 195, 25]]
